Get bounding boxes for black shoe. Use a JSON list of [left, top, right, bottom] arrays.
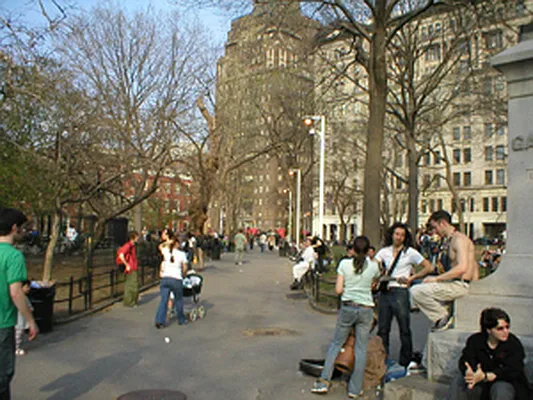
[[290, 281, 300, 290], [155, 323, 164, 329]]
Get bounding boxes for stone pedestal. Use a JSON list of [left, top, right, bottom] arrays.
[[427, 25, 533, 382]]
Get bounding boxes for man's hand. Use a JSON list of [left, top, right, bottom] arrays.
[[125, 264, 131, 273], [397, 276, 410, 285], [464, 362, 485, 389], [423, 276, 438, 284], [27, 320, 39, 341]]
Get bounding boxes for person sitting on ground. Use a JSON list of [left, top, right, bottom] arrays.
[[449, 308, 532, 400], [310, 236, 381, 398], [290, 237, 316, 290], [411, 210, 479, 332]]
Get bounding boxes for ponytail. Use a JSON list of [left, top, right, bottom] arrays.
[[352, 235, 371, 274]]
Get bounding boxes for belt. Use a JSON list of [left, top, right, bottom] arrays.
[[342, 301, 373, 309], [452, 279, 471, 284]]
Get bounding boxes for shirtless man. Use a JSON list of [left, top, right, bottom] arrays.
[[411, 210, 479, 332]]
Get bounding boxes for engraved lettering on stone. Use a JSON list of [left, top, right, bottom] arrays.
[[511, 134, 533, 151]]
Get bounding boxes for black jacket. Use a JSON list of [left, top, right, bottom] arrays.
[[459, 332, 532, 400]]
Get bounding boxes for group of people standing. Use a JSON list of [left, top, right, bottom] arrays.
[[311, 210, 529, 399]]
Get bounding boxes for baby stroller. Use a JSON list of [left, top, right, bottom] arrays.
[[182, 270, 205, 322]]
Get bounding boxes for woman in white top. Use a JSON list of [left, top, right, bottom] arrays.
[[311, 236, 381, 398], [155, 233, 188, 328]]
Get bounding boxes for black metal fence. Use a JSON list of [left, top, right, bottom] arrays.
[[302, 269, 341, 314], [52, 242, 161, 321]]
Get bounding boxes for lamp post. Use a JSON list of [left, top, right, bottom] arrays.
[[289, 168, 301, 247], [303, 115, 326, 238], [283, 189, 292, 243]]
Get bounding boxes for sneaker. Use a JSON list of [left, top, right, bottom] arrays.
[[406, 361, 426, 374], [311, 379, 331, 394], [290, 280, 300, 290], [347, 391, 363, 398], [431, 315, 454, 332], [15, 349, 26, 356]]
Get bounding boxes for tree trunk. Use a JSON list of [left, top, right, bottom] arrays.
[[362, 16, 388, 247], [42, 209, 60, 282], [407, 138, 419, 231]]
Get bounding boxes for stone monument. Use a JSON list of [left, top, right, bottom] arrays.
[[426, 23, 533, 382]]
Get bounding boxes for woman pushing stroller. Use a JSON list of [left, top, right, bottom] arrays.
[[155, 231, 189, 328]]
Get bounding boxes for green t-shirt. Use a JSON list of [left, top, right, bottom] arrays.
[[234, 233, 247, 250], [0, 243, 28, 328], [337, 257, 380, 306]]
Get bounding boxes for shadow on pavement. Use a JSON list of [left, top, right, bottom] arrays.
[[40, 347, 145, 400]]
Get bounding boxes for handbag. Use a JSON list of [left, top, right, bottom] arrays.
[[374, 247, 404, 294]]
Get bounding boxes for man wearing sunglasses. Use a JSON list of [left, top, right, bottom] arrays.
[[449, 308, 532, 400]]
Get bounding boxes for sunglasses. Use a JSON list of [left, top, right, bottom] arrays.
[[495, 324, 510, 331]]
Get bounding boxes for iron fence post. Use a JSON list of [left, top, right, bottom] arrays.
[[68, 276, 74, 315]]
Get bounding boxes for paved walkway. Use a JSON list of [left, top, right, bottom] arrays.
[[12, 248, 430, 400]]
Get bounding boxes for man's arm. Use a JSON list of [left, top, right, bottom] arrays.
[[406, 259, 434, 285], [9, 282, 38, 340]]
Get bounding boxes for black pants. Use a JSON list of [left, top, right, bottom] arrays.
[[377, 288, 412, 367], [0, 327, 15, 400]]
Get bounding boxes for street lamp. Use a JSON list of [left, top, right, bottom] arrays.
[[283, 188, 292, 243], [303, 115, 326, 238], [289, 168, 301, 247]]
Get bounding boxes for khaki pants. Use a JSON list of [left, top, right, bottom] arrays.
[[235, 248, 244, 264], [410, 281, 469, 322], [124, 270, 139, 307]]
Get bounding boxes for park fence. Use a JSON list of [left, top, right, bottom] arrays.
[[51, 241, 161, 322], [302, 269, 341, 314]]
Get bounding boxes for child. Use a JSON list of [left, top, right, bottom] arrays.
[[15, 280, 33, 355]]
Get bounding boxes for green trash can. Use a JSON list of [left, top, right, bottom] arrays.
[[29, 284, 56, 333]]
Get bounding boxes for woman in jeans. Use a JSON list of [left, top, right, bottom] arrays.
[[155, 234, 188, 328], [311, 236, 381, 398]]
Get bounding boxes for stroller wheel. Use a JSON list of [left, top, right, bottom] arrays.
[[188, 308, 198, 322], [197, 305, 206, 319]]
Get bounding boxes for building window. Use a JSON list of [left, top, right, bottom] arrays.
[[396, 177, 403, 189], [496, 169, 505, 185], [434, 151, 441, 165], [423, 174, 431, 188], [496, 125, 505, 136], [453, 172, 461, 187], [483, 197, 489, 212], [484, 30, 503, 49], [469, 198, 475, 212], [266, 48, 275, 68], [451, 199, 457, 213], [492, 197, 499, 212], [279, 49, 287, 67], [485, 170, 493, 185], [429, 199, 435, 213], [434, 175, 441, 188], [463, 126, 471, 140], [485, 123, 494, 138], [453, 127, 461, 141], [496, 145, 505, 160], [460, 199, 466, 213], [501, 196, 507, 212], [463, 148, 472, 163], [463, 172, 472, 186], [485, 146, 494, 161], [437, 199, 443, 210], [421, 200, 428, 214], [453, 149, 461, 164], [424, 152, 431, 165]]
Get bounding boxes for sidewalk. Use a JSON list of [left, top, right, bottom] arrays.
[[12, 247, 430, 399]]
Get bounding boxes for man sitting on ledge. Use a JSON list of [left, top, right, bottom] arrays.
[[449, 308, 532, 400], [410, 210, 479, 332], [290, 237, 316, 290]]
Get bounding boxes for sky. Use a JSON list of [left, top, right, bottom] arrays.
[[0, 0, 235, 49]]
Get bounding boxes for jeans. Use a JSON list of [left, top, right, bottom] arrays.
[[378, 288, 412, 367], [320, 305, 373, 395], [0, 327, 15, 400], [155, 278, 185, 325], [448, 374, 516, 400]]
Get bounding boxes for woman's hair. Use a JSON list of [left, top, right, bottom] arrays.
[[480, 308, 510, 333], [352, 235, 370, 274], [383, 222, 413, 247]]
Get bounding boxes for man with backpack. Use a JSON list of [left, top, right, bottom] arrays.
[[117, 231, 140, 307]]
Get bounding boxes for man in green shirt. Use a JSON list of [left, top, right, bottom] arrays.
[[234, 229, 247, 266], [0, 208, 38, 400]]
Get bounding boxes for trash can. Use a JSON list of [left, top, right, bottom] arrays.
[[212, 240, 221, 260], [28, 284, 56, 333], [278, 241, 286, 257]]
